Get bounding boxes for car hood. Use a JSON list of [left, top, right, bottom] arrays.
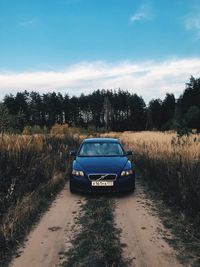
[[75, 156, 128, 174]]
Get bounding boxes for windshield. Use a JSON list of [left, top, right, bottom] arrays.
[[78, 142, 124, 156]]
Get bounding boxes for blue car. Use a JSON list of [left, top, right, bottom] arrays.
[[69, 138, 135, 193]]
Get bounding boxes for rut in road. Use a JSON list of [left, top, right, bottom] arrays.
[[115, 181, 183, 267], [10, 185, 84, 267]]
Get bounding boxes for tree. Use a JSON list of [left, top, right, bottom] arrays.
[[63, 94, 70, 124], [160, 93, 176, 129], [3, 94, 17, 114], [0, 103, 10, 133], [68, 96, 79, 126], [129, 94, 146, 130], [103, 96, 113, 130], [15, 91, 29, 124], [29, 92, 43, 126], [180, 76, 200, 114], [184, 106, 200, 130], [89, 90, 105, 129], [148, 99, 162, 129], [0, 102, 25, 133]]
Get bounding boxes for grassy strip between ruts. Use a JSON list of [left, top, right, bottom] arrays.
[[62, 196, 130, 267]]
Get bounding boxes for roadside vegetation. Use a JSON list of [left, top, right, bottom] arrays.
[[120, 131, 200, 217], [103, 131, 200, 264], [0, 125, 80, 266], [62, 196, 129, 267]]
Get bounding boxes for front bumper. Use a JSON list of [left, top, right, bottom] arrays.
[[69, 173, 135, 193]]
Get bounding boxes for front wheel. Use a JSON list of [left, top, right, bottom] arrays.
[[69, 182, 76, 194], [128, 186, 135, 193]]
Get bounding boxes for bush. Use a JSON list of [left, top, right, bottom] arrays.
[[50, 124, 69, 135], [23, 125, 49, 135]]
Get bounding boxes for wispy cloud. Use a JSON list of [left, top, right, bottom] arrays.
[[184, 13, 200, 40], [19, 18, 38, 27], [130, 4, 153, 23], [183, 3, 200, 41], [0, 58, 200, 102]]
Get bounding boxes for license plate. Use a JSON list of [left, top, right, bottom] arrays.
[[91, 181, 114, 186]]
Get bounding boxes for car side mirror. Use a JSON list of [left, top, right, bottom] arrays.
[[70, 150, 77, 157], [126, 150, 133, 156]]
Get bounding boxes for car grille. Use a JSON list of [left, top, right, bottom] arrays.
[[88, 174, 117, 181]]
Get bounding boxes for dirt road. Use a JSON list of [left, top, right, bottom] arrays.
[[10, 182, 183, 267], [10, 185, 84, 267], [115, 182, 182, 267]]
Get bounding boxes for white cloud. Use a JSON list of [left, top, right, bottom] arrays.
[[130, 4, 153, 23], [0, 58, 200, 102]]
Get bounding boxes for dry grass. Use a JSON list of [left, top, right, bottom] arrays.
[[0, 133, 79, 266], [121, 131, 200, 162]]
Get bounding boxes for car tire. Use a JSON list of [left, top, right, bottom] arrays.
[[69, 182, 76, 194], [128, 186, 135, 193]]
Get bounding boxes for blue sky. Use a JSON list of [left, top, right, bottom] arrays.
[[0, 0, 200, 101]]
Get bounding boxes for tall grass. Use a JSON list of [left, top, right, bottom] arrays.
[[0, 133, 79, 266], [119, 131, 200, 216]]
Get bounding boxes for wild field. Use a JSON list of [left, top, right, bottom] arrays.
[[0, 130, 79, 266]]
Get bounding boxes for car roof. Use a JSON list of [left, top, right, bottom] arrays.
[[83, 137, 119, 143]]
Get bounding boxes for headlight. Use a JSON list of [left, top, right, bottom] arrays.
[[121, 169, 133, 176], [72, 169, 84, 176]]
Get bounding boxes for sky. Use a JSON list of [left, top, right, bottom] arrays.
[[0, 0, 200, 102]]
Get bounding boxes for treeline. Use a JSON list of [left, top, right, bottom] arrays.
[[1, 76, 200, 132]]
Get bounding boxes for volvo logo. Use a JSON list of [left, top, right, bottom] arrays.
[[88, 173, 117, 181], [97, 174, 109, 181]]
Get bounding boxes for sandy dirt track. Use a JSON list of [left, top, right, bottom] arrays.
[[115, 182, 183, 267], [10, 185, 84, 267], [10, 182, 183, 267]]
